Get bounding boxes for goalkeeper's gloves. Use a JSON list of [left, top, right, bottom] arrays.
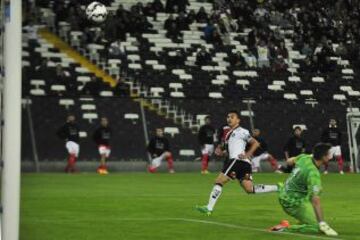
[[319, 221, 338, 236]]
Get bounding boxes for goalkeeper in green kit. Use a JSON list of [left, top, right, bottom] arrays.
[[270, 143, 338, 236]]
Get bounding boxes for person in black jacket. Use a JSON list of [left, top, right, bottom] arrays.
[[251, 129, 282, 173], [321, 119, 344, 174], [198, 116, 215, 174], [93, 117, 112, 174], [281, 126, 306, 173], [147, 128, 174, 173], [57, 114, 80, 173]]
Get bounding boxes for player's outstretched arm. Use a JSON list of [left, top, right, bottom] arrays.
[[312, 196, 338, 236], [286, 157, 297, 166]]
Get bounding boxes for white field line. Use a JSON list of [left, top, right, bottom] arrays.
[[27, 217, 343, 240]]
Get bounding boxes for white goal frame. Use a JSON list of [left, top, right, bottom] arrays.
[[346, 113, 360, 173]]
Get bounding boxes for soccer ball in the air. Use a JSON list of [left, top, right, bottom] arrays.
[[86, 2, 108, 23]]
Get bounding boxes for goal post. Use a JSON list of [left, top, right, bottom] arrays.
[[1, 0, 22, 239], [346, 113, 360, 173]]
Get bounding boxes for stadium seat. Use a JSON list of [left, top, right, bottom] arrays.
[[100, 91, 114, 97], [51, 85, 66, 93], [312, 77, 325, 83], [77, 76, 91, 85], [164, 127, 180, 137], [268, 85, 283, 91], [59, 99, 75, 109], [79, 131, 87, 138], [179, 149, 195, 157], [348, 90, 360, 97], [124, 113, 139, 120], [342, 68, 354, 75], [170, 92, 185, 98], [179, 74, 192, 80], [236, 79, 250, 89], [333, 94, 347, 101], [83, 113, 98, 123], [81, 104, 96, 111], [340, 86, 353, 92], [169, 83, 183, 91], [293, 124, 307, 130], [241, 110, 254, 117], [209, 92, 223, 99], [30, 79, 45, 89], [150, 87, 164, 97], [300, 90, 313, 96], [212, 79, 225, 86], [288, 76, 301, 83], [284, 93, 298, 100]]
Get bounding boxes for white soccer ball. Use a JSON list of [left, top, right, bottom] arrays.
[[86, 2, 108, 23]]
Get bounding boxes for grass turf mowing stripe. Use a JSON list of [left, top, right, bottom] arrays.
[[27, 217, 342, 240]]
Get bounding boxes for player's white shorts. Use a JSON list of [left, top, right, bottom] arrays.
[[150, 152, 168, 168], [66, 141, 80, 157], [98, 145, 111, 157], [329, 146, 342, 158], [201, 144, 214, 155], [252, 153, 270, 169]]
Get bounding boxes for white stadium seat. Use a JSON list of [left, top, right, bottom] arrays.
[[284, 93, 298, 100], [164, 127, 180, 137], [170, 92, 185, 98], [209, 92, 223, 99], [124, 113, 139, 120], [179, 149, 195, 157], [59, 99, 75, 109], [81, 104, 96, 111], [333, 94, 347, 101], [100, 91, 114, 97], [83, 113, 98, 123]]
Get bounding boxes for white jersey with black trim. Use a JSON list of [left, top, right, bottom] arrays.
[[225, 126, 252, 163]]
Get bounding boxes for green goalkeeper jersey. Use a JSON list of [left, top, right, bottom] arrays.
[[279, 154, 322, 207]]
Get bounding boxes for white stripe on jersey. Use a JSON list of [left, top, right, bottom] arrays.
[[225, 126, 251, 161]]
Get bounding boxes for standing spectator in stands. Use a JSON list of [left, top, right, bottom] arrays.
[[187, 10, 197, 24], [168, 50, 185, 67], [229, 51, 246, 68], [176, 12, 190, 31], [166, 21, 181, 41], [335, 42, 348, 58], [301, 42, 313, 57], [244, 49, 257, 68], [272, 56, 288, 73], [320, 56, 336, 73], [152, 0, 164, 12], [257, 40, 270, 68], [35, 59, 51, 79], [203, 21, 215, 42], [281, 126, 306, 173], [196, 7, 209, 23], [166, 0, 189, 13], [321, 119, 344, 174], [198, 116, 216, 174], [251, 129, 282, 173], [113, 79, 130, 97], [54, 64, 70, 82], [147, 128, 175, 173], [57, 114, 80, 173], [164, 14, 176, 31], [196, 46, 212, 66], [82, 76, 101, 96], [93, 117, 112, 175], [143, 2, 157, 20], [277, 41, 288, 59]]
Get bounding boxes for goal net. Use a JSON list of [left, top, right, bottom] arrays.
[[346, 113, 360, 173]]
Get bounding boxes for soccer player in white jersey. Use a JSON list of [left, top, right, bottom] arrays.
[[196, 110, 278, 215]]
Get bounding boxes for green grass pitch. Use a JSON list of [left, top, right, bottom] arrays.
[[21, 173, 360, 240]]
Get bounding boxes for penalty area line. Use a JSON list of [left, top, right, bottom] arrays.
[[171, 218, 342, 240], [28, 217, 342, 240]]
